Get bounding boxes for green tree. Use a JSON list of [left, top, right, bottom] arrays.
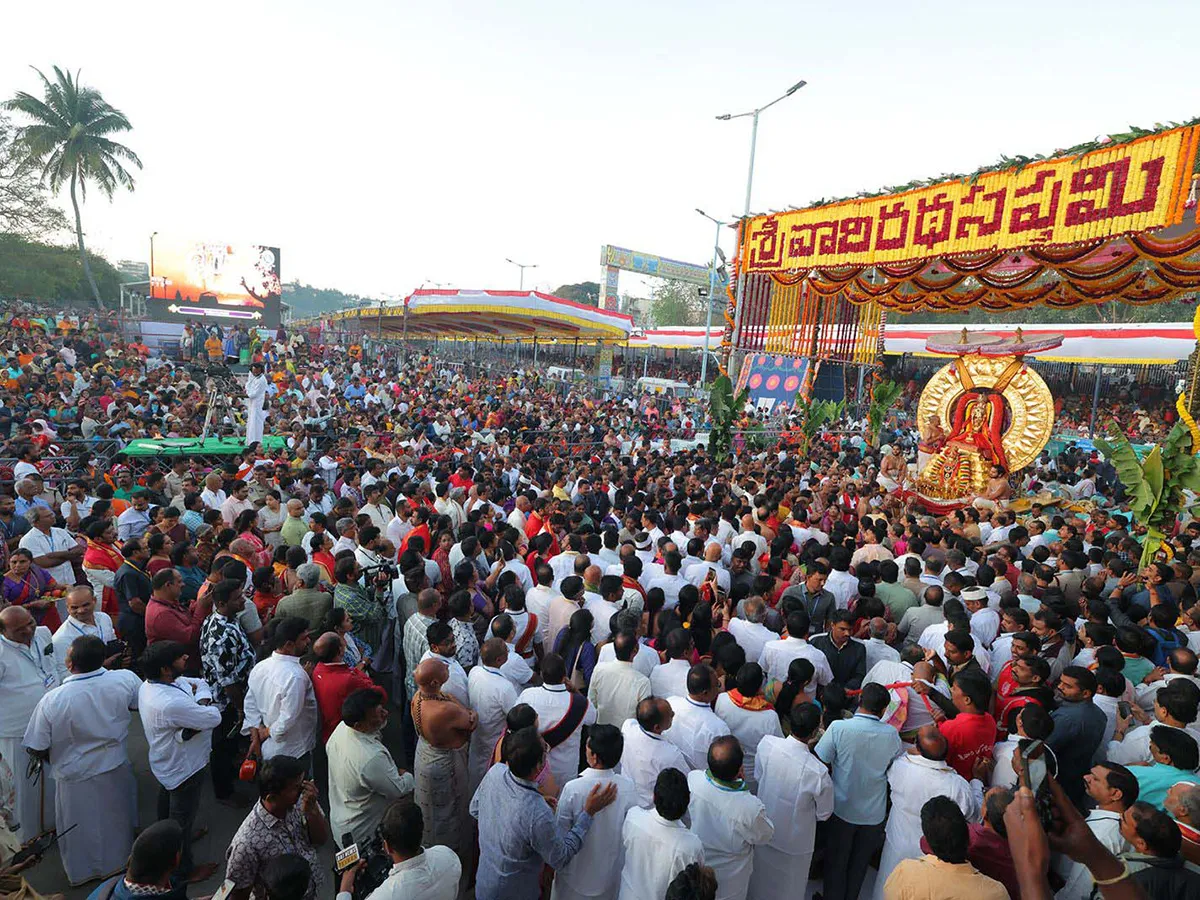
[[650, 278, 705, 326], [0, 113, 67, 239], [5, 66, 142, 308], [0, 232, 121, 302], [550, 282, 600, 306]]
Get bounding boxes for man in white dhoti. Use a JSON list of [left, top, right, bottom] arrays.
[[0, 606, 58, 842], [663, 664, 730, 771], [50, 585, 116, 684], [749, 703, 833, 900], [687, 736, 774, 900], [23, 634, 141, 885], [466, 639, 518, 793], [244, 362, 268, 445], [620, 698, 689, 809], [617, 767, 704, 900], [869, 724, 983, 900], [551, 724, 638, 900], [517, 653, 596, 795]]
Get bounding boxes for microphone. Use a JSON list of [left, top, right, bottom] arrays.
[[334, 832, 361, 873]]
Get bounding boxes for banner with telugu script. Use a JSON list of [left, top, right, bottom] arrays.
[[743, 126, 1200, 273]]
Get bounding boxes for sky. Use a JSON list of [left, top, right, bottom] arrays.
[[3, 0, 1199, 303]]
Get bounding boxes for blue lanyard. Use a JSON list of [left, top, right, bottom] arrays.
[[70, 619, 108, 640]]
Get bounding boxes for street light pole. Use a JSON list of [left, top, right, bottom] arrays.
[[717, 79, 806, 384], [505, 258, 537, 291], [695, 209, 730, 388], [149, 231, 158, 300]]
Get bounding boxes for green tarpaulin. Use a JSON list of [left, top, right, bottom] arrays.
[[118, 436, 288, 457]]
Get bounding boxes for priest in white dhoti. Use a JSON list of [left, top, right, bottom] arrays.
[[467, 639, 518, 793], [714, 664, 783, 794], [244, 362, 268, 445], [22, 635, 141, 885], [687, 736, 774, 900], [870, 724, 983, 900], [0, 606, 58, 842], [517, 653, 596, 795], [551, 724, 638, 900], [50, 585, 116, 685], [749, 703, 833, 900]]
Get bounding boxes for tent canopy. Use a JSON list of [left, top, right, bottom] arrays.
[[332, 289, 633, 343]]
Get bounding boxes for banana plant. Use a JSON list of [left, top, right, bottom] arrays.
[[708, 374, 749, 463], [867, 379, 904, 447], [792, 397, 844, 455], [1096, 421, 1200, 566]]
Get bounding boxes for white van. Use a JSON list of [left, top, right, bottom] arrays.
[[637, 377, 692, 397], [546, 366, 587, 382]]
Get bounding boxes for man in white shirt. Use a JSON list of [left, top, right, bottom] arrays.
[[115, 492, 154, 542], [664, 664, 732, 771], [963, 587, 1000, 651], [138, 639, 223, 882], [621, 698, 690, 808], [1134, 648, 1200, 713], [651, 628, 695, 699], [645, 550, 689, 611], [524, 564, 561, 646], [596, 625, 660, 678], [618, 767, 705, 900], [686, 544, 731, 595], [467, 639, 519, 793], [0, 605, 59, 842], [863, 618, 900, 672], [50, 585, 116, 684], [19, 506, 81, 593], [326, 688, 413, 848], [714, 663, 783, 795], [419, 622, 468, 706], [758, 610, 834, 688], [23, 635, 141, 885], [1052, 762, 1135, 899], [344, 797, 461, 900], [517, 653, 597, 795], [490, 615, 535, 689], [749, 703, 833, 900], [552, 724, 639, 900], [728, 598, 775, 665], [243, 617, 319, 762], [200, 472, 228, 511], [588, 632, 652, 727], [872, 725, 983, 898], [687, 736, 774, 900], [824, 550, 858, 608]]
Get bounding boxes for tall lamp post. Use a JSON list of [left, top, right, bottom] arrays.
[[716, 79, 806, 383], [505, 258, 537, 291], [695, 209, 730, 388], [149, 231, 158, 301]]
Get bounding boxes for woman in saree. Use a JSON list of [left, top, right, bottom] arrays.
[[234, 509, 271, 569], [1, 549, 62, 629], [145, 531, 174, 577], [431, 530, 454, 600], [82, 520, 124, 619], [309, 531, 336, 585]]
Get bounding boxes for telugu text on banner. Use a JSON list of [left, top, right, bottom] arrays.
[[743, 126, 1199, 273]]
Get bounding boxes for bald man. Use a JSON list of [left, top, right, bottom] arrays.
[[686, 543, 730, 594], [870, 724, 983, 900], [411, 658, 476, 866], [0, 605, 59, 840]]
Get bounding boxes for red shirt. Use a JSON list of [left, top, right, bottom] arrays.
[[144, 597, 207, 674], [938, 712, 997, 780], [311, 661, 382, 743]]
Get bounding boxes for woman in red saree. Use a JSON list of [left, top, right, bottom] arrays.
[[432, 530, 454, 600], [234, 509, 272, 570], [82, 520, 124, 618], [1, 549, 62, 630]]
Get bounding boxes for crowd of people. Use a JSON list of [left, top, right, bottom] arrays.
[[0, 312, 1198, 900]]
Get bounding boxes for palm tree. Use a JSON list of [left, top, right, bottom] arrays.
[[4, 66, 141, 308]]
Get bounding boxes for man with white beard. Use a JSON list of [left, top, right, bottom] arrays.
[[244, 361, 269, 444], [0, 605, 58, 841], [869, 725, 983, 900], [23, 635, 141, 885], [467, 639, 518, 793]]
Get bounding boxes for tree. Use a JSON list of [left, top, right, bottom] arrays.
[[708, 374, 749, 462], [550, 282, 600, 306], [0, 233, 121, 302], [0, 114, 67, 239], [5, 67, 142, 308], [866, 378, 904, 447], [650, 278, 705, 327]]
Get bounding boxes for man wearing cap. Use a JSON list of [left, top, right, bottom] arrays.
[[963, 587, 1000, 651], [244, 362, 268, 445]]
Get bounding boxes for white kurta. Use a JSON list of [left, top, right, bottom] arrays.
[[22, 668, 141, 884], [663, 696, 731, 771], [749, 736, 833, 900], [467, 665, 518, 793], [1053, 809, 1130, 900], [687, 769, 774, 900], [551, 768, 638, 900], [0, 630, 59, 841], [713, 694, 783, 794], [50, 613, 116, 684], [245, 373, 268, 444], [619, 719, 690, 808], [516, 683, 596, 794], [871, 753, 982, 900], [617, 807, 705, 900]]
